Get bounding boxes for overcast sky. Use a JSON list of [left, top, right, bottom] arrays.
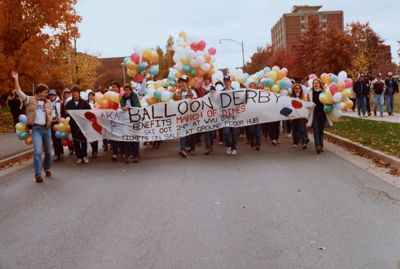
[[76, 0, 399, 69]]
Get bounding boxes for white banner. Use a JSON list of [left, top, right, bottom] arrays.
[[68, 89, 315, 142]]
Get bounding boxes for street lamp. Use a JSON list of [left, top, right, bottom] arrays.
[[218, 38, 245, 68]]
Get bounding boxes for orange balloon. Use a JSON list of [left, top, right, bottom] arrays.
[[146, 96, 158, 105], [25, 136, 32, 145], [100, 99, 110, 109]]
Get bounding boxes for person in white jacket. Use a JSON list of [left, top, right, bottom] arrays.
[[49, 90, 64, 161]]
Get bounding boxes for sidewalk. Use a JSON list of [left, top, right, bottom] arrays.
[[0, 133, 32, 160], [342, 111, 400, 123]]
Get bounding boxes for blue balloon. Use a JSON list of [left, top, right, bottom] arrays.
[[138, 62, 148, 73], [183, 65, 191, 73], [279, 80, 286, 89], [18, 114, 27, 124], [149, 66, 159, 76], [263, 67, 271, 74], [190, 69, 197, 76], [18, 131, 28, 140], [55, 131, 61, 139], [123, 57, 130, 65], [331, 75, 339, 83], [265, 78, 274, 87], [153, 90, 162, 101], [324, 105, 333, 114], [169, 81, 176, 86]]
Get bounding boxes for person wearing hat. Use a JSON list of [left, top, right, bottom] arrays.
[[370, 73, 386, 117], [48, 89, 64, 161], [174, 75, 197, 158], [222, 75, 238, 155], [385, 72, 398, 116], [12, 71, 53, 183], [65, 85, 91, 164]]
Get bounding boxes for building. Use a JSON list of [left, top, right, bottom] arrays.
[[271, 5, 343, 53]]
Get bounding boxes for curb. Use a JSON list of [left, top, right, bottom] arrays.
[[324, 132, 400, 170], [0, 149, 34, 169]]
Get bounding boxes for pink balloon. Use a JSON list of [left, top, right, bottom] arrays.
[[208, 47, 217, 55], [198, 40, 206, 51], [134, 73, 145, 83], [329, 82, 338, 95], [309, 74, 317, 80], [119, 90, 125, 98], [344, 78, 353, 88], [130, 53, 140, 65]]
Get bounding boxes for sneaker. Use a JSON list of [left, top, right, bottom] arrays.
[[76, 159, 83, 164], [179, 150, 188, 158], [316, 148, 321, 154], [45, 170, 51, 177], [83, 157, 89, 163], [231, 149, 237, 155], [287, 133, 292, 138], [205, 149, 211, 155], [302, 144, 307, 150], [277, 139, 281, 144], [255, 145, 260, 151], [226, 147, 232, 155], [293, 144, 298, 148], [272, 140, 277, 146], [112, 155, 118, 161], [35, 176, 43, 183]]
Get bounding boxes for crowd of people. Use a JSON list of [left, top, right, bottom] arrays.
[[8, 70, 398, 183]]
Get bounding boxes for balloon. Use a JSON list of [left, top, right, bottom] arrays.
[[95, 92, 104, 103], [280, 89, 288, 96], [190, 42, 198, 51], [160, 91, 172, 102], [108, 91, 119, 103], [100, 99, 110, 109], [261, 78, 268, 87], [18, 114, 27, 124], [130, 53, 141, 64], [58, 123, 66, 132], [333, 92, 343, 103], [153, 90, 162, 101], [271, 84, 280, 93], [332, 109, 342, 119], [330, 75, 339, 83], [183, 65, 191, 73], [320, 73, 330, 85], [269, 71, 277, 81], [334, 102, 346, 110], [319, 93, 331, 105], [61, 132, 69, 140], [15, 123, 27, 132], [146, 96, 158, 105], [197, 40, 206, 51], [263, 67, 271, 74], [134, 73, 145, 83], [338, 71, 348, 81], [272, 66, 280, 72], [55, 131, 61, 139], [323, 105, 333, 114], [181, 56, 190, 65], [18, 131, 28, 140], [61, 140, 69, 147], [278, 80, 286, 89], [126, 62, 137, 70], [309, 74, 318, 80], [109, 102, 119, 110], [138, 62, 148, 73], [231, 81, 240, 90], [344, 78, 353, 88], [329, 83, 338, 95], [345, 99, 354, 109], [208, 47, 217, 55], [190, 69, 197, 76], [149, 50, 159, 63], [119, 90, 125, 98], [149, 66, 159, 76], [201, 63, 211, 72], [142, 48, 152, 61], [127, 68, 138, 77], [24, 136, 32, 145], [53, 124, 60, 131], [342, 88, 352, 99], [338, 81, 345, 92]]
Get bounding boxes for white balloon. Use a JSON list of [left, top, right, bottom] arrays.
[[334, 102, 345, 110], [201, 63, 211, 72], [231, 81, 240, 90], [80, 92, 88, 100], [333, 92, 343, 103], [332, 109, 342, 119], [216, 84, 224, 91], [338, 71, 348, 81], [161, 91, 172, 102], [175, 63, 183, 71]]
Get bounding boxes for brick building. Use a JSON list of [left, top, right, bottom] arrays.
[[272, 5, 343, 53]]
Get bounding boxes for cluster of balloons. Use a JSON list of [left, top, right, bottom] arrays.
[[53, 117, 73, 146], [172, 32, 217, 87], [316, 71, 354, 120], [228, 68, 250, 90], [123, 47, 160, 83], [247, 66, 293, 95], [15, 114, 32, 145], [93, 91, 120, 110]]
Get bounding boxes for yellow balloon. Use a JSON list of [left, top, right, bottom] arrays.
[[272, 66, 280, 72], [271, 84, 280, 93], [338, 81, 345, 92], [238, 77, 244, 84], [94, 93, 104, 104], [269, 71, 278, 81], [181, 56, 190, 65], [179, 31, 188, 41], [341, 88, 352, 99], [345, 99, 354, 109], [15, 123, 27, 132], [320, 73, 330, 85], [142, 48, 152, 61], [150, 51, 159, 63], [278, 70, 286, 80], [58, 123, 66, 132], [127, 68, 138, 78], [108, 92, 119, 103]]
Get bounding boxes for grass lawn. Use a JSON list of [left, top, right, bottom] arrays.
[[369, 94, 400, 113], [329, 116, 400, 157], [0, 106, 15, 134]]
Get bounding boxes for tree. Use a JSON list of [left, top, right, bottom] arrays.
[[0, 0, 81, 93], [243, 45, 274, 74], [156, 35, 175, 80]]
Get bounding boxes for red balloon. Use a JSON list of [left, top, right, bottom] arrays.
[[134, 73, 145, 83], [130, 53, 140, 65], [61, 140, 69, 146], [198, 40, 206, 51], [208, 47, 217, 55], [109, 102, 119, 110], [190, 42, 198, 51], [329, 83, 338, 95]]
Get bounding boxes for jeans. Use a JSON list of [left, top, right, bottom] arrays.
[[205, 131, 214, 150], [373, 94, 384, 115], [180, 136, 188, 151], [386, 94, 394, 114], [90, 141, 98, 154], [223, 127, 237, 150], [111, 140, 124, 156], [291, 119, 308, 145], [249, 124, 262, 146], [356, 96, 367, 116], [124, 142, 140, 159], [312, 112, 326, 149], [32, 126, 52, 177]]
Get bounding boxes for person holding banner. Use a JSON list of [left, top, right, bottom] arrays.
[[247, 82, 262, 151], [222, 75, 238, 155], [12, 71, 53, 183], [65, 86, 91, 163], [307, 79, 332, 154], [110, 82, 124, 161], [290, 84, 308, 149], [88, 92, 99, 158], [201, 75, 215, 155], [174, 75, 197, 158], [120, 84, 141, 163]]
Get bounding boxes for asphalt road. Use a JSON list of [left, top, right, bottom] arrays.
[[0, 133, 32, 160], [1, 137, 400, 269]]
